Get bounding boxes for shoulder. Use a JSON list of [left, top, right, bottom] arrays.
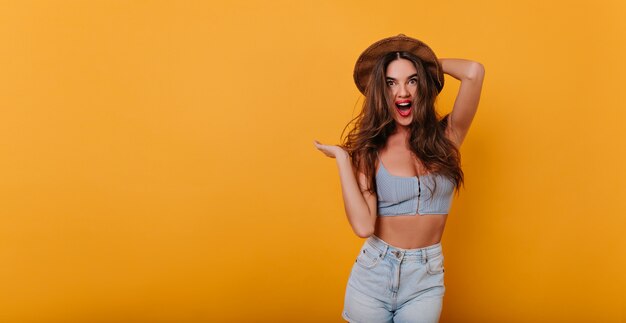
[[354, 150, 380, 173], [354, 152, 379, 191]]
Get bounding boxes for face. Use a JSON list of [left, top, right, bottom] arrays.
[[385, 58, 418, 126]]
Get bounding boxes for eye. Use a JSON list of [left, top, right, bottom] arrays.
[[386, 80, 394, 86], [409, 78, 417, 85]]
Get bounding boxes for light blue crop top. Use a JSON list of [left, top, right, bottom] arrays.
[[376, 157, 455, 216]]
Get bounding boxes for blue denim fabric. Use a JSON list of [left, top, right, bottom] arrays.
[[342, 234, 445, 323]]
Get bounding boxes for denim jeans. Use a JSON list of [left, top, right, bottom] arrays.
[[342, 234, 446, 323]]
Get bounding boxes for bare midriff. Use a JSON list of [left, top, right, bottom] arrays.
[[373, 213, 447, 249]]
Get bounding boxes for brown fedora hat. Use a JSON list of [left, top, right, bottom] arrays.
[[353, 34, 444, 95]]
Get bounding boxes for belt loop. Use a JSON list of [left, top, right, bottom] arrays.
[[373, 235, 389, 258], [423, 249, 428, 264], [381, 244, 389, 258], [370, 236, 386, 258]]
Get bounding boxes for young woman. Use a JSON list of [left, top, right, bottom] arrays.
[[314, 34, 484, 322]]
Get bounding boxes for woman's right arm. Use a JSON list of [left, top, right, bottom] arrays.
[[314, 140, 377, 238], [335, 153, 377, 238]]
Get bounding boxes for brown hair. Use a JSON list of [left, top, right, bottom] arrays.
[[339, 51, 464, 196]]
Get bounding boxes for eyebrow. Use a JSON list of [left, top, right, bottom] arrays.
[[385, 74, 418, 81]]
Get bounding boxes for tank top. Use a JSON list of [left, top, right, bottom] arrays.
[[376, 156, 455, 216]]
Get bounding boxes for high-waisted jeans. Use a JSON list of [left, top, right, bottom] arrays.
[[342, 234, 446, 323]]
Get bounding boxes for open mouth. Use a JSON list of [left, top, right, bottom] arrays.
[[395, 100, 412, 117]]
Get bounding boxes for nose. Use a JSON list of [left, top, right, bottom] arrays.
[[398, 84, 410, 98]]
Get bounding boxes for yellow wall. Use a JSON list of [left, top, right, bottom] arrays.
[[1, 0, 625, 322]]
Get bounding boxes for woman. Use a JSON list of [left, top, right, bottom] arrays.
[[314, 34, 484, 322]]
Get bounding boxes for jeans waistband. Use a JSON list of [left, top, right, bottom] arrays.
[[366, 234, 443, 262]]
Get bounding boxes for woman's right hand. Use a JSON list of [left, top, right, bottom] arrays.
[[313, 140, 348, 160]]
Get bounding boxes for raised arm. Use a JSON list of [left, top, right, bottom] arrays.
[[438, 58, 485, 147], [314, 140, 377, 238]]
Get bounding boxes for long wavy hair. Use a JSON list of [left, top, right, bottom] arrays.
[[339, 51, 464, 197]]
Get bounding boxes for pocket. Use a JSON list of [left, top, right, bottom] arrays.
[[426, 252, 445, 275], [355, 243, 382, 269]]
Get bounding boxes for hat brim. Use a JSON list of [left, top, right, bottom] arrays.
[[353, 34, 444, 95]]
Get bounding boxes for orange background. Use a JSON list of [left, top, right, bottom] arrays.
[[1, 1, 625, 322]]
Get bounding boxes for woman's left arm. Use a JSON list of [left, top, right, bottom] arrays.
[[438, 58, 485, 147]]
